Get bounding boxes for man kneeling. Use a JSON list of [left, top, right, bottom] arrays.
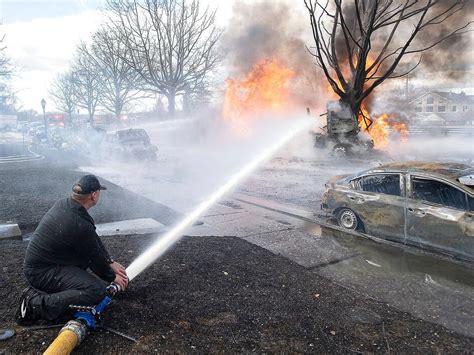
[[16, 175, 128, 325]]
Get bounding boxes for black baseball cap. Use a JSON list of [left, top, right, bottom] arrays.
[[72, 175, 107, 195]]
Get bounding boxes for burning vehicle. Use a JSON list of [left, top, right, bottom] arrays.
[[321, 162, 474, 263], [101, 128, 158, 161], [314, 101, 374, 156]]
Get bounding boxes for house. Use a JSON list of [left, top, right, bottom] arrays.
[[408, 91, 474, 125]]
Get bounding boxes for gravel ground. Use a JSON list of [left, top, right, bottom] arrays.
[[0, 145, 473, 353]]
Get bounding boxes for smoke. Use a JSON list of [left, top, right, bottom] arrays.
[[79, 114, 314, 214], [385, 133, 474, 164], [222, 1, 307, 73], [221, 0, 327, 110], [412, 0, 474, 81], [318, 0, 473, 94]]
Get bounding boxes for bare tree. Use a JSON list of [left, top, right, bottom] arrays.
[[304, 0, 472, 127], [72, 50, 103, 124], [78, 27, 147, 119], [107, 0, 222, 116], [183, 80, 212, 113], [0, 28, 15, 114], [0, 33, 12, 79], [49, 72, 77, 127]]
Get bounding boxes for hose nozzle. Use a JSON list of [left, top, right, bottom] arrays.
[[106, 282, 121, 296]]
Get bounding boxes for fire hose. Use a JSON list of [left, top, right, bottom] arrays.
[[43, 283, 120, 355]]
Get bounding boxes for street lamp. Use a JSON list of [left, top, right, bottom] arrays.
[[41, 98, 47, 140]]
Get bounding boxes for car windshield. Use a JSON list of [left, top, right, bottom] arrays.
[[352, 174, 401, 196], [117, 130, 148, 142], [458, 174, 474, 190]]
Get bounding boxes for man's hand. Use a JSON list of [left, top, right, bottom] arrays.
[[110, 261, 128, 290], [114, 274, 129, 291], [110, 261, 127, 278]]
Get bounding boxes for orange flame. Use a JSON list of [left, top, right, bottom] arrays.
[[223, 59, 295, 132], [358, 104, 408, 149]]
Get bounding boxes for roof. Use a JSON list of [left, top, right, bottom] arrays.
[[366, 161, 473, 179], [409, 91, 474, 104], [433, 91, 474, 103]]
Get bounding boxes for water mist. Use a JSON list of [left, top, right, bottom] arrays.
[[125, 117, 312, 281]]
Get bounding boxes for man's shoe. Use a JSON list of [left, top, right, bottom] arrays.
[[15, 287, 40, 326]]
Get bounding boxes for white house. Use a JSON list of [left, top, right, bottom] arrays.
[[409, 91, 474, 125]]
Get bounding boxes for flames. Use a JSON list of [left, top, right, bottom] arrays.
[[323, 55, 409, 149], [358, 104, 408, 149], [223, 59, 295, 132], [222, 56, 409, 150]]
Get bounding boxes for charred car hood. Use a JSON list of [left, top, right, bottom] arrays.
[[328, 174, 353, 187]]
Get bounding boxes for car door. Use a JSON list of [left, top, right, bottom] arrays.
[[406, 175, 474, 261], [350, 173, 406, 241]]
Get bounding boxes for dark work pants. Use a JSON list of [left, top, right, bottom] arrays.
[[24, 265, 107, 321]]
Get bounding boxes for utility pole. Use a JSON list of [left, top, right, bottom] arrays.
[[41, 98, 47, 140], [405, 75, 409, 100]]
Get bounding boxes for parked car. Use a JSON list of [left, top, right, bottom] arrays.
[[17, 121, 29, 133], [321, 162, 474, 262], [28, 122, 43, 136], [32, 126, 48, 144], [101, 128, 158, 161]]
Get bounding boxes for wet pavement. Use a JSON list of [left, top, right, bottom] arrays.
[[315, 226, 474, 337]]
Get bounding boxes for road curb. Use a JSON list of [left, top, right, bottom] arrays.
[[0, 147, 43, 164], [0, 223, 22, 240]]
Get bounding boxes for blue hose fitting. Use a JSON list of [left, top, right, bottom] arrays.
[[73, 282, 119, 330]]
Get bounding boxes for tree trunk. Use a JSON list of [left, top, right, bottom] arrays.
[[88, 109, 94, 126], [340, 92, 361, 124], [115, 92, 122, 120], [167, 91, 176, 117]]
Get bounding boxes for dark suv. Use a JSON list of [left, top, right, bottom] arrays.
[[102, 128, 158, 161]]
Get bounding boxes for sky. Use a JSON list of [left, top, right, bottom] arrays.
[[1, 0, 106, 111], [0, 0, 234, 112], [1, 0, 473, 112]]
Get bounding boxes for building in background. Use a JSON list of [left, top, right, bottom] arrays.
[[409, 91, 474, 126]]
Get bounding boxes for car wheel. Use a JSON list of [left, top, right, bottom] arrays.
[[332, 143, 350, 157], [337, 208, 359, 231]]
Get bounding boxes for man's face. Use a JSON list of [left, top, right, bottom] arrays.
[[91, 190, 101, 206]]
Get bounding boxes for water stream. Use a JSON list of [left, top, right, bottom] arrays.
[[125, 118, 312, 281]]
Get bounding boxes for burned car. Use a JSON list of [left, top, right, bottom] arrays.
[[101, 128, 158, 161], [321, 162, 474, 262]]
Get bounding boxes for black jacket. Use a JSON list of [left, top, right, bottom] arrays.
[[24, 197, 115, 282]]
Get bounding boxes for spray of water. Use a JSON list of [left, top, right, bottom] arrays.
[[125, 117, 312, 281]]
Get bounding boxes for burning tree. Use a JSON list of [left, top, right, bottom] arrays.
[[304, 0, 472, 128], [106, 0, 222, 116]]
